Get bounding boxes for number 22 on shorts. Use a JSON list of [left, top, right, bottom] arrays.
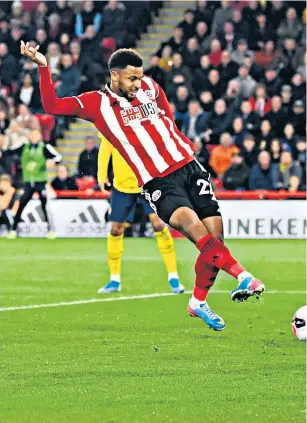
[[197, 179, 217, 201]]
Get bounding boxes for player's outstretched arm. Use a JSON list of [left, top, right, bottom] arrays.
[[20, 41, 82, 116]]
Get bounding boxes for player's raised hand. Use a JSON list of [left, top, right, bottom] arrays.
[[20, 40, 47, 67]]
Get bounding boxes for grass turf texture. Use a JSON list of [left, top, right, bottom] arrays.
[[0, 238, 305, 423]]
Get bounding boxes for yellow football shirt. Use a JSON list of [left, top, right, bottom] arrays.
[[97, 133, 141, 194]]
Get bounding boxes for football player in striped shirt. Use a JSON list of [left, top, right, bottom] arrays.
[[97, 133, 183, 294], [21, 41, 265, 331]]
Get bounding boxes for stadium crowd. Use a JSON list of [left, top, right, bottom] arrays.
[[0, 0, 306, 206]]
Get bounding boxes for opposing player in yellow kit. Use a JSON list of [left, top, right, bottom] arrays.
[[97, 134, 184, 294]]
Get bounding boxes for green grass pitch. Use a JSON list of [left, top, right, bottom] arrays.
[[0, 238, 305, 423]]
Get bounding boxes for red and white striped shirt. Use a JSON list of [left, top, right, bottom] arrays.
[[39, 66, 196, 186]]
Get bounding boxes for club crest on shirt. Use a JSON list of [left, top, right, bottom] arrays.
[[152, 190, 161, 201]]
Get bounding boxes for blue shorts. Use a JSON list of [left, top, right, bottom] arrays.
[[109, 187, 154, 223]]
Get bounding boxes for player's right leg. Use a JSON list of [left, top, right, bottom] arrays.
[[7, 184, 34, 239], [97, 188, 136, 294]]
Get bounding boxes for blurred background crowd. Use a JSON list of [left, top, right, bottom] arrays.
[[0, 0, 306, 206]]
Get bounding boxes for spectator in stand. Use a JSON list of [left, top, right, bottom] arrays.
[[193, 54, 212, 91], [59, 33, 71, 54], [14, 72, 42, 113], [157, 26, 184, 56], [243, 51, 263, 82], [202, 99, 232, 144], [102, 1, 127, 47], [232, 39, 253, 66], [223, 154, 250, 190], [217, 21, 238, 52], [158, 45, 173, 71], [16, 104, 37, 130], [193, 136, 211, 173], [53, 0, 76, 36], [249, 13, 276, 51], [198, 90, 214, 113], [249, 150, 276, 190], [242, 1, 263, 27], [0, 110, 9, 135], [239, 100, 261, 136], [234, 65, 257, 99], [0, 43, 18, 91], [194, 1, 215, 29], [75, 0, 101, 38], [291, 73, 306, 102], [270, 138, 282, 164], [218, 50, 239, 88], [4, 119, 28, 152], [33, 1, 48, 29], [8, 26, 24, 60], [294, 138, 306, 190], [47, 13, 61, 43], [0, 174, 19, 232], [35, 29, 49, 56], [195, 21, 211, 51], [282, 123, 298, 150], [169, 102, 183, 131], [209, 132, 239, 178], [202, 69, 223, 100], [208, 38, 222, 67], [277, 7, 303, 43], [77, 135, 99, 179], [273, 150, 302, 192], [279, 38, 304, 83], [182, 100, 207, 141], [261, 66, 283, 96], [257, 119, 273, 151], [51, 164, 78, 191], [0, 19, 10, 45], [280, 84, 293, 115], [46, 42, 61, 75], [268, 0, 287, 30], [172, 85, 191, 114], [145, 55, 167, 91], [231, 116, 247, 149], [182, 37, 201, 71], [266, 96, 286, 137], [249, 84, 271, 118], [57, 54, 81, 98], [240, 134, 259, 168], [212, 0, 233, 34], [178, 9, 196, 41], [288, 100, 305, 137], [10, 1, 24, 28], [168, 53, 192, 88], [224, 79, 243, 112], [232, 9, 249, 40]]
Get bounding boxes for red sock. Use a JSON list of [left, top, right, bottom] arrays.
[[196, 234, 245, 279], [193, 259, 219, 301]]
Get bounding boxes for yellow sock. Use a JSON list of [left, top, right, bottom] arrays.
[[107, 233, 124, 280], [154, 226, 178, 276]]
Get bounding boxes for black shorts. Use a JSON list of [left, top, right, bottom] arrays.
[[141, 159, 221, 224]]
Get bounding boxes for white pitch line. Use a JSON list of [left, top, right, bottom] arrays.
[[0, 290, 306, 312]]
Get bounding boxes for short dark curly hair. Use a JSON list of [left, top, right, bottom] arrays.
[[108, 48, 143, 70]]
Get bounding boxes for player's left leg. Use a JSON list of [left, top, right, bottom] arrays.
[[147, 211, 184, 294], [97, 188, 136, 293], [37, 183, 55, 239]]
